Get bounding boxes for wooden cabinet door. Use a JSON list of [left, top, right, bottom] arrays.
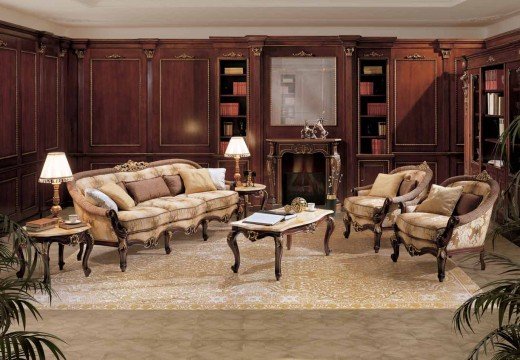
[[357, 160, 390, 187]]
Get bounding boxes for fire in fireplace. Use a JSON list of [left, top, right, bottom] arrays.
[[281, 153, 326, 205]]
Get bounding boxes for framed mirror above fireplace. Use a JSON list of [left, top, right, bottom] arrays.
[[270, 57, 337, 126]]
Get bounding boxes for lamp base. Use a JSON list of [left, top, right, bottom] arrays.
[[234, 156, 243, 187], [50, 183, 62, 218]]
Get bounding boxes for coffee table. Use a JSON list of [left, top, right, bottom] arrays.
[[226, 209, 334, 280]]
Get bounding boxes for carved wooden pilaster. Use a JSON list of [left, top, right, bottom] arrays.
[[143, 49, 155, 59], [266, 141, 277, 204], [251, 47, 262, 57], [75, 49, 85, 59], [344, 47, 354, 56]]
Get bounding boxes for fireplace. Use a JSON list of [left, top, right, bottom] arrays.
[[266, 138, 342, 206]]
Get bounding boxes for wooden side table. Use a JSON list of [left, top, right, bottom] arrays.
[[19, 224, 94, 284], [235, 184, 268, 219]]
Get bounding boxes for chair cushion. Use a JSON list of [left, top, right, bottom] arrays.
[[344, 196, 386, 218], [187, 190, 239, 212], [124, 177, 171, 203], [416, 184, 463, 216], [395, 212, 450, 241], [369, 173, 405, 198], [137, 196, 207, 221], [454, 193, 483, 216]]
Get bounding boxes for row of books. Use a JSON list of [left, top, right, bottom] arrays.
[[220, 103, 240, 116], [363, 66, 383, 75], [219, 141, 229, 154], [378, 122, 387, 136], [224, 67, 244, 75], [484, 69, 505, 91], [486, 93, 505, 116], [232, 82, 247, 95], [371, 139, 387, 154], [360, 82, 374, 95], [367, 103, 386, 116]]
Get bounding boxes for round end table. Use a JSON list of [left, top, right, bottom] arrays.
[[234, 184, 268, 219]]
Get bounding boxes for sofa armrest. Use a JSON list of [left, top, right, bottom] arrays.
[[66, 182, 109, 218], [352, 184, 372, 196]]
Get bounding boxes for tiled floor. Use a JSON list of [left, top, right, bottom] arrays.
[[18, 212, 519, 359]]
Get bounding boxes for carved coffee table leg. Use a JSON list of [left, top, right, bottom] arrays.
[[324, 215, 335, 256], [274, 236, 283, 280], [243, 195, 249, 218], [82, 232, 94, 277], [286, 235, 292, 250], [261, 189, 268, 210], [16, 244, 26, 279], [77, 242, 84, 261], [42, 242, 52, 284], [227, 230, 240, 273], [58, 243, 65, 270]]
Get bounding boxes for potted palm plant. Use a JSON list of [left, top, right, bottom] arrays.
[[0, 213, 65, 359], [453, 115, 520, 359]]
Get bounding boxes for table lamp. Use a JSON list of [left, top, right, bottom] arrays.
[[39, 152, 73, 218], [224, 137, 250, 187]]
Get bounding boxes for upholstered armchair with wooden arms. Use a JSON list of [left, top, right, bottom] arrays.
[[391, 171, 499, 282], [343, 162, 433, 252]]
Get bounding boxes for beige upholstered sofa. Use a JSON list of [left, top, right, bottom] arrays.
[[392, 171, 499, 282], [67, 159, 239, 272]]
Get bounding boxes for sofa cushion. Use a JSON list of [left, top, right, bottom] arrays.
[[99, 182, 135, 210], [344, 196, 386, 219], [124, 177, 171, 203], [369, 173, 405, 198], [137, 196, 207, 221], [187, 190, 239, 212], [116, 206, 172, 234], [395, 212, 450, 241], [179, 169, 217, 194], [208, 168, 227, 190], [163, 175, 185, 196], [416, 184, 463, 216], [84, 188, 118, 211]]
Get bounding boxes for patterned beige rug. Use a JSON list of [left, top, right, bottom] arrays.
[[36, 219, 480, 310]]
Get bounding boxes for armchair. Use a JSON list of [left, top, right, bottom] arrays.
[[391, 171, 499, 282], [343, 162, 433, 252]]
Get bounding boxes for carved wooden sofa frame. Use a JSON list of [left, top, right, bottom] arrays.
[[343, 162, 433, 252], [67, 159, 240, 272], [391, 171, 499, 282]]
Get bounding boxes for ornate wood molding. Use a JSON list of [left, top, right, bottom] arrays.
[[344, 47, 355, 56], [58, 49, 67, 58], [75, 49, 85, 59], [488, 56, 495, 63], [441, 49, 451, 59], [106, 54, 124, 59], [222, 51, 243, 58], [404, 53, 425, 60], [363, 51, 383, 57], [175, 53, 194, 60], [475, 170, 492, 182], [143, 49, 155, 59], [292, 50, 313, 57], [113, 160, 149, 172], [251, 47, 262, 57], [0, 40, 7, 47], [37, 44, 46, 54]]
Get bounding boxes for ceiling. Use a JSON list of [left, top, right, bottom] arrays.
[[0, 0, 519, 38]]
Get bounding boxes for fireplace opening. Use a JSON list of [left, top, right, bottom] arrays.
[[281, 153, 327, 205]]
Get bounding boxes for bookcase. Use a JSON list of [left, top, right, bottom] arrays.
[[218, 58, 248, 154], [357, 58, 388, 155]]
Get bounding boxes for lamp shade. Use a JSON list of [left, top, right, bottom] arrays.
[[39, 152, 73, 184], [224, 137, 250, 157]]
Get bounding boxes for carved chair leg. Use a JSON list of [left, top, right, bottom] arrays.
[[391, 236, 400, 262], [437, 249, 447, 282], [202, 220, 209, 241], [343, 214, 351, 239], [165, 231, 172, 255], [118, 246, 128, 272], [480, 250, 486, 271], [373, 224, 382, 253]]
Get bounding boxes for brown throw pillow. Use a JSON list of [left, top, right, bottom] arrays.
[[179, 168, 217, 194], [124, 177, 171, 203], [398, 179, 418, 196], [163, 175, 185, 196], [454, 193, 483, 216]]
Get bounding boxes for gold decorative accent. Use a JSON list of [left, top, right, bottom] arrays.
[[143, 49, 155, 59], [344, 47, 355, 57], [175, 53, 194, 60], [475, 170, 492, 182], [114, 160, 149, 172], [75, 49, 85, 59], [58, 49, 67, 58], [222, 51, 243, 58], [441, 49, 451, 59], [488, 56, 495, 63], [106, 54, 123, 59], [284, 197, 308, 214], [404, 53, 425, 60], [221, 214, 230, 223], [363, 51, 382, 57], [38, 44, 46, 54], [251, 47, 262, 57], [247, 231, 259, 241], [292, 51, 313, 57], [0, 40, 7, 47], [304, 223, 317, 233], [69, 234, 80, 246], [292, 144, 313, 154], [417, 161, 431, 171], [144, 237, 159, 248], [185, 226, 196, 235]]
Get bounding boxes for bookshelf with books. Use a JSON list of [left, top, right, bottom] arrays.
[[358, 58, 389, 155], [218, 58, 248, 154]]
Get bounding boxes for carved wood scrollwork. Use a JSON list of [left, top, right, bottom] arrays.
[[58, 49, 67, 58], [114, 160, 149, 172], [38, 44, 46, 54], [247, 231, 259, 241], [106, 54, 124, 59], [144, 237, 159, 248], [0, 40, 7, 47], [75, 49, 85, 59], [475, 170, 492, 182], [292, 51, 313, 57], [363, 51, 383, 57], [344, 47, 355, 56], [223, 51, 243, 58], [488, 56, 495, 63], [292, 144, 313, 154], [251, 47, 262, 57], [441, 49, 451, 59], [143, 49, 155, 59], [175, 53, 194, 60], [404, 53, 425, 60]]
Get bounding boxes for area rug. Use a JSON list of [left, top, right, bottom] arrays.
[[35, 219, 480, 310]]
